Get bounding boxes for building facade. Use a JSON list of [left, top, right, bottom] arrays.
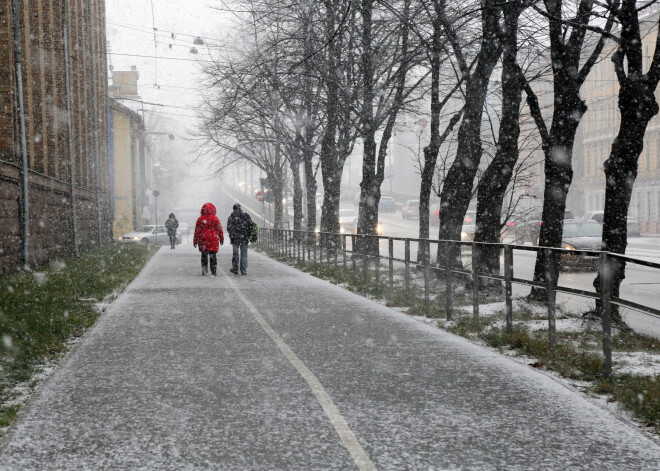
[[108, 98, 147, 240], [0, 0, 111, 274], [573, 19, 660, 233]]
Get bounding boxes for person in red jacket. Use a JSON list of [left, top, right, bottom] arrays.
[[193, 202, 224, 276]]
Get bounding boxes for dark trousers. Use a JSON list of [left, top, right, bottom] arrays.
[[201, 252, 217, 275], [232, 243, 248, 274], [168, 234, 176, 249]]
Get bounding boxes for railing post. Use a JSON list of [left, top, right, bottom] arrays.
[[314, 233, 317, 263], [504, 244, 514, 335], [472, 242, 479, 326], [424, 239, 430, 313], [545, 247, 556, 350], [405, 239, 410, 303], [601, 252, 612, 377], [363, 236, 368, 287], [374, 237, 380, 293], [334, 234, 339, 265], [388, 238, 394, 302], [342, 234, 347, 279], [352, 235, 357, 280], [319, 233, 323, 269], [445, 241, 452, 321]]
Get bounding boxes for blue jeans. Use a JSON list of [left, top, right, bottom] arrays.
[[232, 243, 248, 274]]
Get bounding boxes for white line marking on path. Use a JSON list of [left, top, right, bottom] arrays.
[[222, 272, 377, 471]]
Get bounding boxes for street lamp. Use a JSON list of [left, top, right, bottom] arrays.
[[153, 189, 160, 244]]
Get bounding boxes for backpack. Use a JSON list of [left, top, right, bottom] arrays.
[[250, 222, 259, 243]]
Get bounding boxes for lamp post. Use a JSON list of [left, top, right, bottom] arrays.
[[153, 189, 160, 244]]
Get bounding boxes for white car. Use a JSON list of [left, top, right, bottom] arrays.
[[119, 225, 179, 245], [583, 210, 640, 237], [338, 209, 358, 234]]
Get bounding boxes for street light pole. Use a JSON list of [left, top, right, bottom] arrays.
[[153, 189, 159, 244]]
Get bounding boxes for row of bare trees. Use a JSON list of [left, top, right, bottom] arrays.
[[198, 0, 660, 314]]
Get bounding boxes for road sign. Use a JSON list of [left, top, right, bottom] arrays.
[[256, 191, 263, 202]]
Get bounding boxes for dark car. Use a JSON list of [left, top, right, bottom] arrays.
[[401, 200, 419, 219], [559, 220, 602, 271]]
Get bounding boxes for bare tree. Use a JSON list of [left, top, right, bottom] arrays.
[[436, 0, 503, 266], [521, 0, 617, 299], [592, 0, 660, 320], [474, 1, 528, 279]]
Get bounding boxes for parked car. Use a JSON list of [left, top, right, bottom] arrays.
[[378, 196, 396, 213], [119, 225, 177, 245], [559, 220, 603, 271], [338, 209, 358, 234], [583, 210, 641, 237], [177, 222, 190, 235], [401, 200, 420, 219]]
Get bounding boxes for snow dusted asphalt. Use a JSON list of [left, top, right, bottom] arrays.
[[2, 244, 660, 470]]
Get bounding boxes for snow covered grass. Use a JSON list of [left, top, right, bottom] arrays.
[[0, 244, 157, 432], [256, 239, 660, 434]]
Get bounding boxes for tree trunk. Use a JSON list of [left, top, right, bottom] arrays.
[[474, 4, 523, 280], [319, 0, 341, 236], [290, 158, 304, 233], [593, 0, 660, 310], [529, 80, 585, 299], [304, 147, 317, 236], [437, 3, 502, 266]]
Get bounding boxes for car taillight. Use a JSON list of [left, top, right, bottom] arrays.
[[465, 217, 473, 223], [407, 206, 411, 210], [506, 222, 515, 226], [433, 211, 439, 215], [539, 221, 543, 225]]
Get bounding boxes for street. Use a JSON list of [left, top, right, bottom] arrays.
[[2, 241, 660, 469]]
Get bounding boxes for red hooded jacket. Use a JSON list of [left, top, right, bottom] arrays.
[[193, 203, 224, 253]]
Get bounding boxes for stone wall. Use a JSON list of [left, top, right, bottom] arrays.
[[0, 0, 112, 275]]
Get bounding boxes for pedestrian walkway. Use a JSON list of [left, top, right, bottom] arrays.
[[2, 244, 660, 470]]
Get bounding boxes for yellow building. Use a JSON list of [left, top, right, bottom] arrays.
[[108, 98, 146, 240], [575, 17, 660, 233]]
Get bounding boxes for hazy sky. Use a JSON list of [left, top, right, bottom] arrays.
[[105, 0, 232, 129]]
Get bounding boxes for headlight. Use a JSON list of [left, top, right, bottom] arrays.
[[315, 227, 320, 234], [133, 236, 140, 240], [376, 224, 383, 235], [562, 243, 576, 250], [340, 227, 345, 234], [461, 231, 467, 239]]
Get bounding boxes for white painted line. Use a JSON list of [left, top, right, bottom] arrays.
[[222, 272, 377, 471]]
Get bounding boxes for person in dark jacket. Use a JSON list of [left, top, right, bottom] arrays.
[[165, 213, 179, 249], [193, 203, 224, 276], [226, 203, 253, 275]]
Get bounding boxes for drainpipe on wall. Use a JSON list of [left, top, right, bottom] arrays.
[[88, 0, 102, 247], [12, 0, 30, 270], [62, 0, 79, 257]]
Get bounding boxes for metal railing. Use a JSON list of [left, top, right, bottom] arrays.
[[256, 228, 660, 377]]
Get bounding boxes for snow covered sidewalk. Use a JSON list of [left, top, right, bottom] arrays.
[[1, 244, 660, 470]]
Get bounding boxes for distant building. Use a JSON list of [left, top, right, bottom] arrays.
[[108, 98, 147, 240], [0, 0, 111, 274], [573, 16, 660, 233]]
